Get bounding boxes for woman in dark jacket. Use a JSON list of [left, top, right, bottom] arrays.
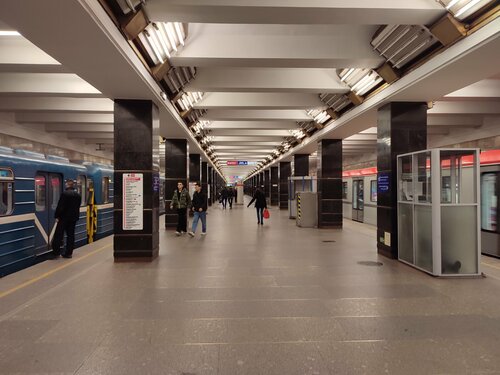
[[247, 188, 267, 225]]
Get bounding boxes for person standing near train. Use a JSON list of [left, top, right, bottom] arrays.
[[170, 181, 191, 236], [52, 179, 82, 258]]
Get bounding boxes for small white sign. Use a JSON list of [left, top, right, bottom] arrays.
[[123, 173, 143, 230], [384, 231, 391, 247]]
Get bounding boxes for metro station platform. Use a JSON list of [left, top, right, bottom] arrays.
[[2, 201, 500, 375]]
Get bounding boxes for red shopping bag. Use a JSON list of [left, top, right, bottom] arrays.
[[263, 208, 270, 219]]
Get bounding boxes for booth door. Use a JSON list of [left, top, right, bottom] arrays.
[[352, 179, 364, 222]]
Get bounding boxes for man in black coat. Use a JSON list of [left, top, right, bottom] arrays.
[[188, 182, 208, 237], [52, 179, 82, 258]]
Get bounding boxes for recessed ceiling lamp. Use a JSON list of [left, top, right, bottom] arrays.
[[371, 25, 439, 69], [338, 68, 383, 96], [139, 22, 185, 65], [437, 0, 496, 19], [289, 129, 306, 140], [319, 94, 351, 112], [176, 92, 204, 111], [307, 109, 332, 125], [201, 136, 214, 145], [191, 120, 210, 134]]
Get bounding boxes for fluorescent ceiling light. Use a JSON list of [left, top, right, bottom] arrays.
[[454, 0, 482, 17], [0, 30, 21, 36]]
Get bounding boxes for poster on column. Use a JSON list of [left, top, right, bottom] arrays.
[[123, 173, 143, 230]]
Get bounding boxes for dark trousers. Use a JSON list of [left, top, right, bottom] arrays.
[[176, 208, 187, 232], [52, 220, 77, 256], [228, 197, 233, 208], [256, 207, 264, 224], [221, 198, 227, 209]]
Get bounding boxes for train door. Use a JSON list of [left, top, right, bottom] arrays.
[[34, 172, 62, 255], [352, 179, 364, 222], [481, 167, 500, 257]]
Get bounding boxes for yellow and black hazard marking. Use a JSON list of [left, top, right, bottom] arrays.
[[297, 194, 302, 220], [87, 187, 98, 243]]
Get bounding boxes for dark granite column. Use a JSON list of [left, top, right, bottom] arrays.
[[317, 139, 342, 228], [279, 162, 291, 210], [264, 169, 270, 199], [189, 154, 201, 184], [207, 166, 213, 206], [259, 172, 265, 190], [201, 161, 208, 198], [377, 102, 427, 259], [294, 154, 309, 176], [271, 166, 279, 206], [113, 99, 159, 260], [164, 139, 188, 230]]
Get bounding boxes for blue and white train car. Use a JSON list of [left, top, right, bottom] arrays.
[[0, 148, 114, 277]]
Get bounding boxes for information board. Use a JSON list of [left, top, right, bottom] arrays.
[[377, 173, 390, 193], [123, 173, 143, 230]]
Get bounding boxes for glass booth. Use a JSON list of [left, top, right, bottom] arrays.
[[397, 148, 481, 277], [288, 177, 317, 219]]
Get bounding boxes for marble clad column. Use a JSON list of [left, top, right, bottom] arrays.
[[189, 154, 201, 183], [279, 162, 291, 210], [294, 154, 309, 176], [207, 165, 213, 206], [164, 139, 188, 230], [271, 166, 279, 206], [264, 169, 270, 199], [113, 99, 159, 259], [377, 102, 427, 259], [259, 172, 265, 189], [317, 139, 342, 228]]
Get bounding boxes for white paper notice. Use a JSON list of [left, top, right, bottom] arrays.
[[123, 173, 143, 230]]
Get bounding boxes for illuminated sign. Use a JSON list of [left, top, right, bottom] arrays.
[[226, 161, 248, 166]]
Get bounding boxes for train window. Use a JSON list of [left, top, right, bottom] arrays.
[[50, 176, 61, 210], [35, 175, 46, 212], [102, 177, 110, 203], [77, 175, 87, 206], [0, 168, 14, 216], [342, 182, 347, 199]]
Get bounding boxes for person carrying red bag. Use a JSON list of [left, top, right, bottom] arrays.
[[247, 188, 268, 225]]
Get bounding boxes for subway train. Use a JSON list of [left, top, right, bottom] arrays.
[[342, 149, 500, 257], [0, 147, 114, 276]]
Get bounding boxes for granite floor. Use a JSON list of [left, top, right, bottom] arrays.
[[1, 199, 500, 375]]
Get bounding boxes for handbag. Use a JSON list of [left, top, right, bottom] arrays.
[[263, 208, 270, 219]]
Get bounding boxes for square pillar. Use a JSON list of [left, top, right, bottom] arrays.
[[164, 139, 188, 230], [279, 162, 291, 210], [207, 166, 213, 206], [264, 169, 270, 199], [189, 154, 201, 183], [317, 139, 342, 228], [113, 99, 159, 259], [201, 161, 208, 195], [294, 154, 309, 176], [271, 166, 279, 206], [377, 102, 427, 259]]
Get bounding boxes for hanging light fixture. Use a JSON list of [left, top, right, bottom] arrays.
[[338, 68, 384, 96], [138, 22, 186, 65], [436, 0, 496, 20], [306, 109, 332, 125]]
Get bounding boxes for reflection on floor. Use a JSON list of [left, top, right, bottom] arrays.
[[1, 199, 500, 374]]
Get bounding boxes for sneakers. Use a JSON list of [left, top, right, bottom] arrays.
[[175, 231, 181, 236], [201, 232, 207, 236], [188, 231, 195, 237]]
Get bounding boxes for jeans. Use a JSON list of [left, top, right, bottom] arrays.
[[256, 207, 264, 224], [192, 211, 207, 233], [176, 208, 187, 232]]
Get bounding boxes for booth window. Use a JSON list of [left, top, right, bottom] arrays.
[[342, 182, 347, 199], [371, 180, 377, 202], [0, 168, 14, 216], [102, 177, 110, 203]]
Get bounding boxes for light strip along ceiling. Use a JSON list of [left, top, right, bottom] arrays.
[[437, 0, 497, 20]]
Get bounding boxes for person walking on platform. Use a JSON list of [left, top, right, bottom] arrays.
[[52, 179, 82, 258], [220, 187, 228, 209], [247, 188, 267, 225], [170, 181, 191, 236], [188, 182, 207, 237], [227, 187, 234, 209]]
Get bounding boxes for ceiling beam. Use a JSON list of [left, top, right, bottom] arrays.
[[429, 101, 500, 115], [0, 73, 103, 97], [209, 121, 298, 130], [145, 0, 444, 25], [66, 132, 113, 139], [210, 129, 291, 136], [172, 24, 383, 68], [427, 114, 483, 127], [16, 112, 113, 124], [204, 110, 311, 121], [0, 97, 113, 113], [444, 79, 500, 100], [194, 92, 324, 110], [185, 67, 349, 93], [45, 124, 113, 132], [212, 136, 285, 142]]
